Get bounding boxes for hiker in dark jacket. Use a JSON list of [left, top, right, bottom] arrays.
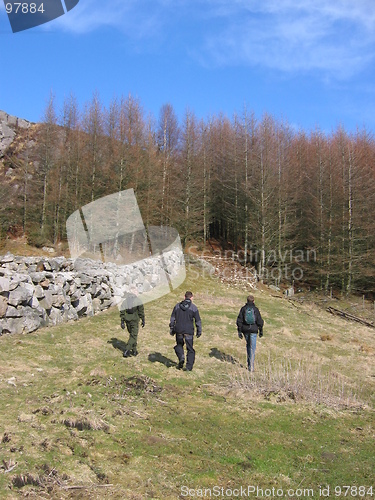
[[236, 294, 264, 372], [169, 291, 202, 371], [120, 289, 145, 358]]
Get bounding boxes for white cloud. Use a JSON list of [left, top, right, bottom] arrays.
[[48, 0, 375, 79], [51, 0, 164, 37], [200, 0, 375, 78]]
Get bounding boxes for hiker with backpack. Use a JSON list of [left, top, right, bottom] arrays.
[[169, 291, 202, 371], [236, 294, 264, 372], [120, 289, 145, 358]]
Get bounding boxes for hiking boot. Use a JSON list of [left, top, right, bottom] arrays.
[[131, 349, 138, 357], [177, 359, 184, 369], [123, 350, 130, 358]]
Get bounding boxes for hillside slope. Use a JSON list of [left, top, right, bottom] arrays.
[[0, 111, 40, 240], [0, 266, 374, 498]]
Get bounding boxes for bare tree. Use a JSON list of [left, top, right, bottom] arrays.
[[82, 91, 104, 204], [38, 92, 59, 239], [157, 103, 179, 225]]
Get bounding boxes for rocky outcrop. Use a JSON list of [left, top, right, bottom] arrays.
[[0, 251, 184, 335], [0, 110, 31, 158]]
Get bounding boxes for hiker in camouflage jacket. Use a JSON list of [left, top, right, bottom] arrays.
[[120, 290, 145, 358]]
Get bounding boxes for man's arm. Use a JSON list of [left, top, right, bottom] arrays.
[[236, 307, 244, 332], [120, 308, 125, 328], [119, 300, 126, 320], [169, 305, 177, 334], [194, 309, 202, 337], [236, 307, 244, 338], [256, 308, 264, 335], [138, 304, 145, 327]]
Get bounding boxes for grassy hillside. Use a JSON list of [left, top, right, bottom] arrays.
[[0, 266, 374, 499]]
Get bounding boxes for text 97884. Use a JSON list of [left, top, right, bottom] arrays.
[[5, 3, 45, 14]]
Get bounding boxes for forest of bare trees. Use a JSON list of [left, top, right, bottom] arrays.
[[2, 93, 375, 295]]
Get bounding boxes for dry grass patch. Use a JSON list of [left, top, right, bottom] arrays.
[[320, 334, 333, 341], [274, 326, 294, 338], [61, 415, 109, 433], [227, 355, 366, 409], [89, 367, 108, 377], [350, 339, 375, 355]]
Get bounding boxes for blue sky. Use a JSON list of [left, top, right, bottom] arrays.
[[1, 0, 375, 133]]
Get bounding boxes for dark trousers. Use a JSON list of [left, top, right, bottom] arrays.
[[174, 333, 195, 370], [125, 320, 139, 352]]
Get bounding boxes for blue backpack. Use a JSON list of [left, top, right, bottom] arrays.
[[244, 306, 256, 325]]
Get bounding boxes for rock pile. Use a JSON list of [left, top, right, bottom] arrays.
[[194, 255, 257, 289], [0, 110, 31, 158], [0, 251, 184, 335]]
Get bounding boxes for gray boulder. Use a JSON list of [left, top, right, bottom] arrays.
[[8, 284, 34, 306]]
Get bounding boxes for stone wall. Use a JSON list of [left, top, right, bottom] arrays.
[[0, 251, 184, 335]]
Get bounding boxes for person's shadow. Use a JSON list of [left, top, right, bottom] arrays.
[[108, 340, 177, 368], [148, 352, 177, 368], [108, 337, 127, 355], [209, 348, 241, 366]]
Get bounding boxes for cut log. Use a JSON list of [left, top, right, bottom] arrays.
[[326, 307, 375, 328]]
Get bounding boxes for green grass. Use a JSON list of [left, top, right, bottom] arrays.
[[0, 268, 374, 499]]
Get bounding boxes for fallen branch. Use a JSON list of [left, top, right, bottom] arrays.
[[130, 410, 147, 419], [62, 484, 113, 490], [2, 460, 17, 473], [288, 299, 299, 308], [326, 307, 375, 328]]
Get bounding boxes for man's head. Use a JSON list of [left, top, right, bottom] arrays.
[[247, 294, 255, 303], [185, 291, 193, 300]]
